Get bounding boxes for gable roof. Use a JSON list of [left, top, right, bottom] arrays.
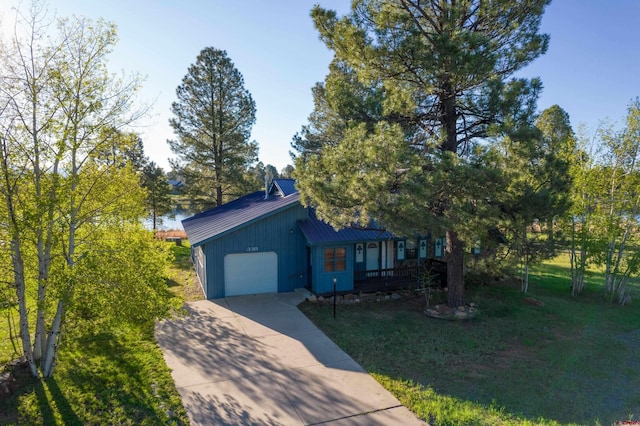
[[270, 178, 297, 196], [182, 189, 300, 247], [298, 209, 395, 245]]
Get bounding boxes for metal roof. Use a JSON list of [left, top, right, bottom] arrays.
[[182, 190, 300, 247], [271, 178, 296, 196], [183, 178, 396, 248], [298, 210, 395, 245]]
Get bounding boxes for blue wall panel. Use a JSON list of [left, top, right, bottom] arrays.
[[311, 244, 355, 294], [202, 203, 308, 298]]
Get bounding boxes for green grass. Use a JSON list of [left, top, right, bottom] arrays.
[[165, 242, 205, 302], [300, 257, 640, 425], [0, 240, 196, 425], [0, 325, 189, 425]]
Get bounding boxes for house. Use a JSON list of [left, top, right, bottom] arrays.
[[182, 178, 446, 299]]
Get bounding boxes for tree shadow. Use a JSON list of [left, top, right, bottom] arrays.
[[164, 277, 181, 288], [62, 327, 186, 424], [44, 377, 82, 425], [156, 297, 408, 425], [302, 293, 640, 425]]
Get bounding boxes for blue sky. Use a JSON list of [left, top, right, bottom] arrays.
[[2, 1, 639, 172]]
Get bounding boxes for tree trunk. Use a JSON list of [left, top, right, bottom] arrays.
[[522, 224, 529, 293], [12, 238, 39, 377], [445, 229, 465, 307], [33, 312, 46, 362], [216, 184, 223, 207], [42, 300, 64, 378]]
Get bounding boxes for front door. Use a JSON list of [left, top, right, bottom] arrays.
[[366, 242, 379, 274]]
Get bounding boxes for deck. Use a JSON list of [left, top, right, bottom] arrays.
[[353, 259, 447, 294]]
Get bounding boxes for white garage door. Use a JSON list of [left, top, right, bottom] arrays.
[[224, 252, 278, 297]]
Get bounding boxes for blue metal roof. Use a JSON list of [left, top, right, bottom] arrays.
[[270, 178, 296, 196], [298, 210, 395, 245], [183, 178, 396, 248], [182, 190, 300, 246]]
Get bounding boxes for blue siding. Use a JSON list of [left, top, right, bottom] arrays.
[[202, 203, 308, 298], [311, 244, 355, 294], [192, 245, 207, 294]]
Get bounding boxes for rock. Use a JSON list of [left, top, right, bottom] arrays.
[[344, 294, 357, 303], [0, 372, 16, 398], [307, 295, 317, 303], [454, 311, 467, 319], [391, 293, 402, 300], [317, 296, 325, 303]]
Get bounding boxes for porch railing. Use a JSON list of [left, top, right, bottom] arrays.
[[353, 260, 447, 293]]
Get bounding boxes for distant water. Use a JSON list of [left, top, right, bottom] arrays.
[[144, 210, 191, 230]]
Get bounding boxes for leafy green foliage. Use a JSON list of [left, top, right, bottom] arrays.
[[69, 226, 181, 329], [168, 47, 259, 209], [560, 100, 640, 302], [0, 3, 175, 377]]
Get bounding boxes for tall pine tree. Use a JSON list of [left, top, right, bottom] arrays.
[[168, 47, 258, 209], [294, 0, 552, 307]]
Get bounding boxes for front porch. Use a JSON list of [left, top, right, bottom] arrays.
[[353, 259, 447, 294]]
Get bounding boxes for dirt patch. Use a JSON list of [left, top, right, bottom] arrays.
[[464, 341, 535, 379], [524, 297, 545, 306]]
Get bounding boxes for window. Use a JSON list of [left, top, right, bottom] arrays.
[[324, 247, 346, 272]]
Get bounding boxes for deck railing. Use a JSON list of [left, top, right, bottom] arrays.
[[353, 260, 447, 293]]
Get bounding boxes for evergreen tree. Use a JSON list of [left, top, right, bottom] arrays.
[[294, 0, 552, 307], [168, 47, 258, 210], [141, 162, 173, 230]]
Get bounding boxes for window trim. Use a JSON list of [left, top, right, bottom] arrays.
[[323, 247, 347, 272]]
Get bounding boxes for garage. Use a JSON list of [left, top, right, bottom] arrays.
[[224, 252, 278, 297]]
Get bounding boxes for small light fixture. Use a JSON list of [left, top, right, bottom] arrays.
[[289, 228, 294, 234]]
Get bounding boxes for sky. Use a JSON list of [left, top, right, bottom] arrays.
[[1, 1, 639, 173]]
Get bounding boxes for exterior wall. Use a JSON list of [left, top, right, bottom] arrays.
[[201, 203, 308, 299], [310, 244, 355, 294], [193, 245, 207, 294]]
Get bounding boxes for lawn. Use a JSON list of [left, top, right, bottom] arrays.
[[0, 242, 201, 425], [300, 256, 640, 425]]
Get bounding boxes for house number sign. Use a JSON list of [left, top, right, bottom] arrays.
[[246, 246, 259, 252]]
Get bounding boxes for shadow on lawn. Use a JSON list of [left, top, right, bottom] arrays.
[[57, 328, 186, 424], [301, 289, 640, 425], [38, 378, 82, 425]]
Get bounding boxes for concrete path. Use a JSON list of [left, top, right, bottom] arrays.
[[155, 290, 426, 425]]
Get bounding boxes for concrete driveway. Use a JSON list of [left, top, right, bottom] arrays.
[[155, 290, 426, 425]]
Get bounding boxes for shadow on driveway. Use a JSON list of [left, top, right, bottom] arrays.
[[155, 293, 425, 425]]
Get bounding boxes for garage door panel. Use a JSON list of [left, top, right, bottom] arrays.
[[224, 252, 278, 296]]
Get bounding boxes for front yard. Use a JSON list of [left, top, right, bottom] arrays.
[[300, 260, 640, 425]]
